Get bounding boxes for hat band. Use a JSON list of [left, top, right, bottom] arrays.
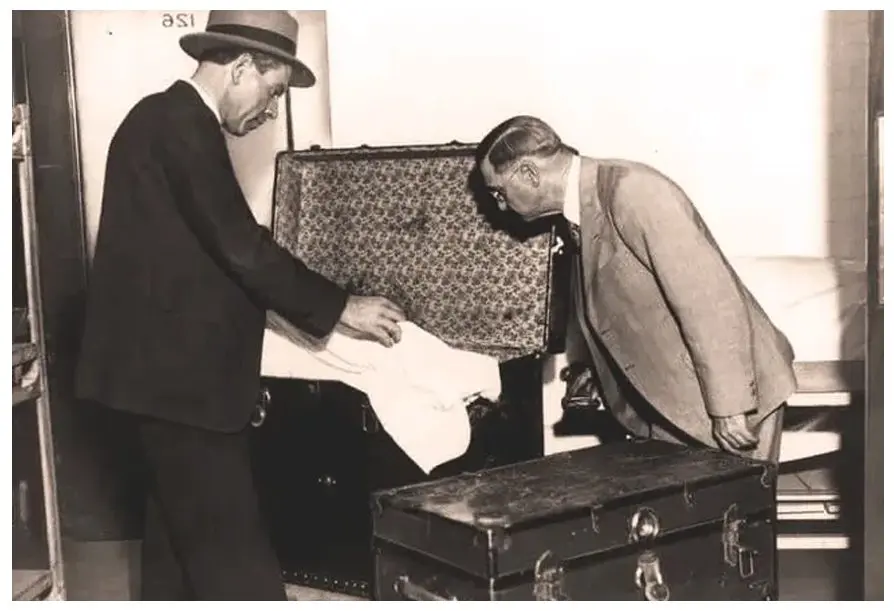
[[206, 23, 297, 56]]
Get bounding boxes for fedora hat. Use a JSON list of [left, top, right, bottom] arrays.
[[180, 11, 316, 88]]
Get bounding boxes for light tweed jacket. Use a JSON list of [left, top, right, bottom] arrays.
[[566, 157, 797, 448]]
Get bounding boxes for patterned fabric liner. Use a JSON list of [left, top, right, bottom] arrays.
[[272, 144, 557, 362]]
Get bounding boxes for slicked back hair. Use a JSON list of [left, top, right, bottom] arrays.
[[477, 115, 575, 175]]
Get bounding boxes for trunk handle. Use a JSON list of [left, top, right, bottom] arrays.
[[393, 575, 457, 601]]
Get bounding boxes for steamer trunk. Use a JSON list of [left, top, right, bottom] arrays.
[[372, 440, 778, 601], [250, 142, 571, 597]]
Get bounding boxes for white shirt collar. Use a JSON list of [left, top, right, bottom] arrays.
[[563, 154, 582, 227], [182, 78, 222, 126]]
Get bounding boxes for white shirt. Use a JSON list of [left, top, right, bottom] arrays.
[[181, 78, 222, 126], [563, 154, 582, 227]]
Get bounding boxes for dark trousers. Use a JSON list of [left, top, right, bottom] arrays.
[[135, 414, 286, 601]]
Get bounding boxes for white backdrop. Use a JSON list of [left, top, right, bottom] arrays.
[[326, 7, 861, 261]]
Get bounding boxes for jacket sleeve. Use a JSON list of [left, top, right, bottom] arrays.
[[613, 173, 757, 418], [158, 113, 348, 339]]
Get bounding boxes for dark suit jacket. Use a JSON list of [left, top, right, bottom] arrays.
[[566, 157, 797, 448], [76, 81, 348, 432]]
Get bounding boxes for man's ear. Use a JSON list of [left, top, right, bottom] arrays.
[[519, 160, 540, 188], [230, 53, 254, 85]]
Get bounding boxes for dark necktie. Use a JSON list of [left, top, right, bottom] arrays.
[[567, 221, 582, 252]]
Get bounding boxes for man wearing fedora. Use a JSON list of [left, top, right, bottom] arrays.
[[76, 11, 406, 600], [474, 115, 797, 464]]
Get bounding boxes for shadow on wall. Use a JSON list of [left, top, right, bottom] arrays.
[[824, 9, 869, 599], [824, 10, 870, 378], [825, 10, 869, 263]]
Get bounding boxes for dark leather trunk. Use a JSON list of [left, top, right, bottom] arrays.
[[250, 357, 545, 597], [250, 142, 569, 597], [372, 440, 778, 601]]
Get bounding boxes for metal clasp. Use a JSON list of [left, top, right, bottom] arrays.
[[722, 504, 756, 579], [533, 550, 567, 601], [635, 550, 670, 601], [251, 387, 271, 428], [682, 482, 696, 508], [629, 507, 661, 543]]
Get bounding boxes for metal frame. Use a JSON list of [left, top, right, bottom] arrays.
[[862, 9, 884, 601], [11, 39, 66, 603]]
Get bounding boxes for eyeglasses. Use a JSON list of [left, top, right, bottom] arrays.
[[487, 162, 523, 207]]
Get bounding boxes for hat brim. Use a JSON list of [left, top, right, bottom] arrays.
[[180, 32, 316, 88]]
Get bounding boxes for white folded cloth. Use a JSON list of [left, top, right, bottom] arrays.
[[261, 312, 502, 474]]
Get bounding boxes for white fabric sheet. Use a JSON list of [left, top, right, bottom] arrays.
[[261, 313, 501, 474], [729, 256, 866, 363]]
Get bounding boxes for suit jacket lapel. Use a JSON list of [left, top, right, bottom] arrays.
[[578, 158, 603, 251], [576, 159, 630, 340], [573, 158, 607, 354], [572, 160, 650, 432]]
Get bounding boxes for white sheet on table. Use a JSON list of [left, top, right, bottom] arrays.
[[730, 256, 865, 363]]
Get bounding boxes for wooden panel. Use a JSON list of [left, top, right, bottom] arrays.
[[863, 9, 883, 602]]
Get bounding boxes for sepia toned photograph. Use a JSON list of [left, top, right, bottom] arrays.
[[10, 7, 885, 602]]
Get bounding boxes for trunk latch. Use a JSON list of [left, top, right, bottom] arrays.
[[629, 508, 671, 600], [723, 504, 756, 579], [635, 550, 671, 601], [533, 550, 567, 600], [629, 506, 661, 542]]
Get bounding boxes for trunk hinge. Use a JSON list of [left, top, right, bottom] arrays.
[[722, 504, 756, 579]]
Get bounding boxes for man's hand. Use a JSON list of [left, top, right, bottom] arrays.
[[712, 414, 758, 454], [560, 364, 603, 411], [336, 295, 406, 347]]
